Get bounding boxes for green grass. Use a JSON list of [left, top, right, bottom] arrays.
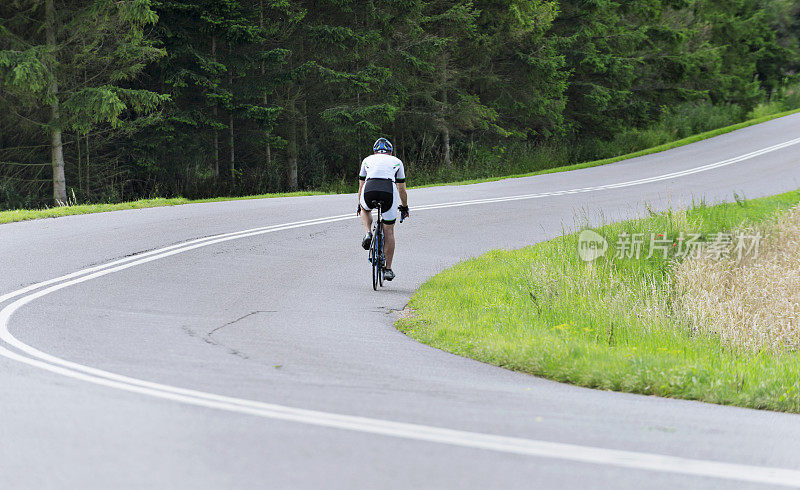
[[3, 107, 799, 226], [397, 189, 800, 412]]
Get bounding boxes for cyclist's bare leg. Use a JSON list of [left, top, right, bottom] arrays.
[[383, 222, 395, 268], [360, 207, 373, 233]]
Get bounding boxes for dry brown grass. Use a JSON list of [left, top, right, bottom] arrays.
[[672, 206, 800, 352]]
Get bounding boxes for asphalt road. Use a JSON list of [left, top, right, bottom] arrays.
[[2, 113, 800, 489]]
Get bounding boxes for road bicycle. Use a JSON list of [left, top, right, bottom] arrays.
[[368, 200, 386, 290], [367, 201, 405, 291]]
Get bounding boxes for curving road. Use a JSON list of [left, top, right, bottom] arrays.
[[2, 113, 800, 489]]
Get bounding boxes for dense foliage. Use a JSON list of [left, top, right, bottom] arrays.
[[1, 0, 798, 208]]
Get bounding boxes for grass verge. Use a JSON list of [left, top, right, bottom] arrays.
[[414, 107, 800, 188], [0, 191, 328, 225], [397, 189, 800, 412], [2, 107, 798, 225]]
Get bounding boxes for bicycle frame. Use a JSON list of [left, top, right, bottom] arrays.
[[369, 202, 385, 290]]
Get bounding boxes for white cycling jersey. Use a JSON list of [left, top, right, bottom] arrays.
[[358, 153, 406, 183]]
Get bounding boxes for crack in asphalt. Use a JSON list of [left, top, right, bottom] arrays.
[[180, 311, 276, 360], [181, 325, 250, 360], [208, 310, 276, 337]]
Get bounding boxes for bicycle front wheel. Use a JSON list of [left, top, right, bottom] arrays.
[[377, 233, 384, 288], [371, 236, 379, 291]]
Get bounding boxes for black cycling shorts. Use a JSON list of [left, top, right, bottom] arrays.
[[362, 178, 394, 212]]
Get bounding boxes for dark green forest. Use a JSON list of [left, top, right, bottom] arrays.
[[1, 0, 798, 209]]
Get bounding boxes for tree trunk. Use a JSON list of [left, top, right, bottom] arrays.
[[229, 112, 235, 178], [76, 134, 81, 196], [286, 99, 298, 191], [440, 54, 451, 168], [85, 133, 89, 196], [441, 126, 451, 168], [228, 45, 235, 183], [211, 35, 219, 181], [83, 69, 89, 197], [45, 0, 66, 204], [259, 0, 272, 171], [262, 95, 272, 171], [213, 108, 219, 180], [49, 104, 66, 204], [301, 98, 308, 149]]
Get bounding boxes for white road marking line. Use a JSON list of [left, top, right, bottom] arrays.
[[0, 343, 799, 487], [412, 136, 800, 211], [0, 214, 351, 306], [3, 135, 798, 305], [2, 135, 800, 485]]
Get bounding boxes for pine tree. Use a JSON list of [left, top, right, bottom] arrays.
[[472, 0, 567, 140], [551, 0, 648, 137], [695, 0, 785, 107], [302, 1, 401, 181], [420, 1, 488, 166], [0, 0, 166, 204]]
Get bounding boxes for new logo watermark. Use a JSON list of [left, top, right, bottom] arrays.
[[577, 229, 762, 262], [577, 229, 608, 262]]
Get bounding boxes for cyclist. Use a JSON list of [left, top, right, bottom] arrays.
[[357, 137, 409, 281]]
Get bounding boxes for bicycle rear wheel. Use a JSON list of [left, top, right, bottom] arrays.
[[377, 231, 384, 288], [371, 233, 379, 291]]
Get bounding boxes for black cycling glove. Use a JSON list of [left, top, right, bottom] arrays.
[[398, 205, 410, 220]]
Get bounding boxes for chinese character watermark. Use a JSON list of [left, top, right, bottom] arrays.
[[577, 229, 763, 262]]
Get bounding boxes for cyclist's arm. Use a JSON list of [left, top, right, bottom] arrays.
[[396, 182, 408, 206], [357, 161, 367, 205], [357, 179, 365, 214], [394, 161, 407, 207]]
